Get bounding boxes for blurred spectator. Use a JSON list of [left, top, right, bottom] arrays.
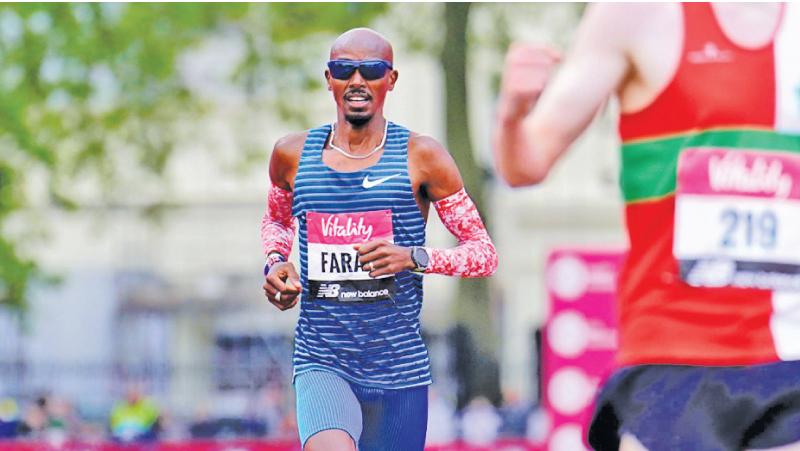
[[460, 396, 501, 445], [43, 396, 75, 443], [526, 406, 551, 445], [277, 405, 298, 441], [109, 384, 161, 442], [0, 397, 19, 439], [17, 393, 73, 443], [17, 396, 47, 437], [256, 383, 295, 439], [426, 388, 457, 445], [188, 395, 267, 440], [188, 417, 266, 439], [498, 391, 533, 438]]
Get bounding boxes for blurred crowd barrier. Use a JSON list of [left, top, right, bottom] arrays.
[[0, 381, 548, 449], [0, 323, 549, 447]]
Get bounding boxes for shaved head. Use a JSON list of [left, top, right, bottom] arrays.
[[330, 28, 393, 63], [325, 27, 398, 128]]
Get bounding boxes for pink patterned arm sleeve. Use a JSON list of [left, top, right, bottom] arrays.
[[426, 188, 498, 277], [261, 184, 295, 261]]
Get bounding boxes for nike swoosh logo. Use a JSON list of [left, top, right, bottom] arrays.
[[362, 174, 400, 189]]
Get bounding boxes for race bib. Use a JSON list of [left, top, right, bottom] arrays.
[[306, 210, 395, 302], [674, 147, 800, 290]]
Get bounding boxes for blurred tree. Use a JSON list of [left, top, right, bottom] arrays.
[[1, 3, 241, 308], [0, 3, 386, 309], [439, 2, 504, 409]]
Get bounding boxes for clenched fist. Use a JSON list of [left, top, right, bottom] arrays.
[[263, 262, 302, 311], [497, 43, 561, 121], [354, 240, 415, 278]]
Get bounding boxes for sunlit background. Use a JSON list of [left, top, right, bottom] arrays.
[[0, 3, 625, 450]]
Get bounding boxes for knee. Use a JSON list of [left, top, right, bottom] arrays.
[[305, 429, 357, 451], [620, 433, 649, 451]]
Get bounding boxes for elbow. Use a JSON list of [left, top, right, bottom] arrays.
[[488, 244, 499, 276], [506, 175, 545, 188], [494, 126, 561, 187], [485, 249, 499, 277], [494, 149, 550, 186], [472, 243, 499, 278], [499, 168, 548, 187]]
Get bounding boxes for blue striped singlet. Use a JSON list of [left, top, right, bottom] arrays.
[[291, 122, 432, 389]]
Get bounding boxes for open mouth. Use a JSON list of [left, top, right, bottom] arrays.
[[344, 92, 371, 108]]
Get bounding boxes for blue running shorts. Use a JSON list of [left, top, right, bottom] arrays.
[[588, 360, 800, 451], [294, 370, 428, 451]]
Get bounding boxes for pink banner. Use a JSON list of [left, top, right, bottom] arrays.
[[425, 439, 543, 451], [0, 440, 299, 451], [542, 248, 623, 451], [677, 147, 800, 199], [0, 440, 542, 451], [307, 210, 393, 244]]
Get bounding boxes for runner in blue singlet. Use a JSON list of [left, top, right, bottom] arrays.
[[260, 28, 498, 451]]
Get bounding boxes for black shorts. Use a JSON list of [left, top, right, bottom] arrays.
[[588, 360, 800, 451]]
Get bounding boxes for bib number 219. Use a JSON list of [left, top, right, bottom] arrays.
[[719, 208, 778, 250], [674, 147, 800, 290]]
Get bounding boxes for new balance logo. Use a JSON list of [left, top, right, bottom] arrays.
[[687, 42, 734, 64], [685, 259, 735, 288], [317, 283, 341, 298], [362, 174, 400, 189]]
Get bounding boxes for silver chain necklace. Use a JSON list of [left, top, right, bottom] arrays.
[[327, 121, 388, 160]]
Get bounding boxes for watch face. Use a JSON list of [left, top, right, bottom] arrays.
[[414, 247, 429, 268]]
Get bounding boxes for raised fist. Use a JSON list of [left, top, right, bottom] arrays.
[[498, 43, 561, 121]]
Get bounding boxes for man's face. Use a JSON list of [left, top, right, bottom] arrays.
[[325, 47, 398, 127], [125, 386, 143, 404]]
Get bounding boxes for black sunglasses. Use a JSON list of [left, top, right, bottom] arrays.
[[327, 59, 393, 81]]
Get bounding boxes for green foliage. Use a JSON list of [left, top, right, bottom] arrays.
[[0, 3, 386, 310], [0, 237, 36, 309], [267, 3, 388, 41], [0, 3, 246, 309], [231, 3, 388, 127]]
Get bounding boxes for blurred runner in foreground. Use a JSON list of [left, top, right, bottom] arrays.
[[494, 3, 800, 450], [261, 28, 497, 451]]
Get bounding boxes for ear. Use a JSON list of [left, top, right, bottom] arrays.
[[387, 70, 399, 91], [324, 70, 333, 91]]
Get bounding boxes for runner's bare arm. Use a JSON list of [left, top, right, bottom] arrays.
[[357, 135, 498, 278], [262, 133, 305, 310], [493, 4, 633, 186], [268, 132, 306, 191]]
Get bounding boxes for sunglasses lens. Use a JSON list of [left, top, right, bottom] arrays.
[[328, 60, 391, 80], [328, 61, 356, 80], [358, 61, 390, 80]]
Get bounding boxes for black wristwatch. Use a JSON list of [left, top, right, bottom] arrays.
[[410, 246, 430, 273]]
